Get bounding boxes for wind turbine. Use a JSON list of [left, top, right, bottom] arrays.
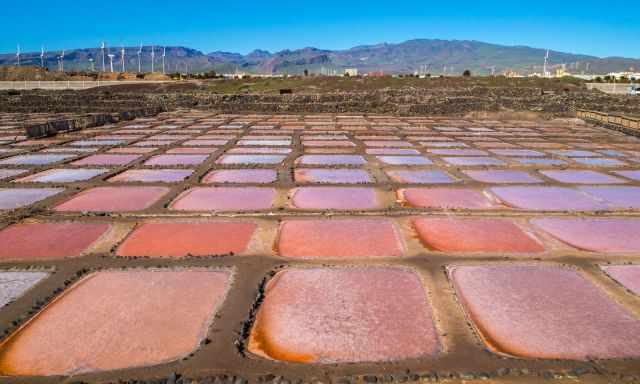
[[16, 44, 21, 66], [121, 46, 126, 72], [162, 46, 166, 74], [150, 46, 155, 73], [59, 50, 65, 72], [101, 42, 106, 72], [137, 43, 142, 73], [108, 53, 115, 73], [40, 46, 45, 68], [543, 49, 549, 77]]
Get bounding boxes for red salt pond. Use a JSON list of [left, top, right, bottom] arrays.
[[117, 221, 257, 257], [108, 169, 193, 183], [249, 267, 440, 363], [0, 269, 231, 376], [170, 187, 276, 211], [531, 218, 640, 252], [413, 218, 544, 253], [0, 222, 110, 261], [489, 186, 610, 211], [449, 265, 640, 359], [294, 169, 373, 184], [602, 265, 640, 296], [290, 187, 381, 210], [71, 154, 141, 166], [278, 219, 404, 259], [55, 186, 169, 212], [399, 188, 498, 209], [202, 169, 278, 184]]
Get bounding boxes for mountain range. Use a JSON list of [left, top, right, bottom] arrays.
[[1, 39, 639, 75]]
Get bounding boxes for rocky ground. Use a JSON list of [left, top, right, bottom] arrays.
[[0, 77, 638, 118]]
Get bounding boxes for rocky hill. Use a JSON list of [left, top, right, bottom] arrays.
[[1, 39, 639, 75]]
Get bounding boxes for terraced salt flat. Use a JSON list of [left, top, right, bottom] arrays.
[[0, 111, 638, 383]]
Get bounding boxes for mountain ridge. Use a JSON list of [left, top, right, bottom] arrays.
[[1, 39, 638, 75]]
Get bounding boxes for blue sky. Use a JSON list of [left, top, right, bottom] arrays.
[[2, 0, 638, 58]]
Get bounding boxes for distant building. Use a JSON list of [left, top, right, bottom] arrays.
[[608, 72, 640, 80], [366, 71, 385, 77], [555, 66, 568, 78], [344, 68, 358, 77]]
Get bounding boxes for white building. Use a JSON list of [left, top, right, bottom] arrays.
[[344, 68, 358, 77]]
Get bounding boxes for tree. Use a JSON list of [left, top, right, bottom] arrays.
[[304, 69, 309, 77], [463, 70, 472, 77]]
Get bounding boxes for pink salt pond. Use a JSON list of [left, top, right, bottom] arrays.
[[14, 169, 108, 183], [294, 169, 373, 184], [442, 157, 505, 166], [413, 218, 544, 253], [579, 186, 640, 209], [108, 169, 193, 183], [531, 218, 640, 253], [463, 170, 541, 184], [449, 265, 640, 360], [170, 187, 276, 211], [278, 219, 404, 259], [296, 155, 366, 166], [489, 186, 610, 211], [0, 269, 231, 376], [541, 170, 627, 184], [399, 188, 498, 210], [602, 265, 640, 296], [386, 170, 457, 184], [202, 169, 278, 184], [290, 187, 381, 210], [55, 186, 169, 212], [216, 155, 286, 165], [72, 154, 140, 166], [376, 156, 432, 166], [248, 267, 440, 363], [144, 154, 208, 166]]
